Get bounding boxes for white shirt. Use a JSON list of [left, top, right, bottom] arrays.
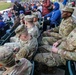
[[37, 6, 42, 12]]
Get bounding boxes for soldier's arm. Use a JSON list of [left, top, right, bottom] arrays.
[[16, 47, 29, 60], [58, 49, 76, 61], [56, 37, 67, 46], [47, 26, 59, 33]]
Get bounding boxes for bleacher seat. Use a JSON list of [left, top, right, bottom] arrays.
[[0, 31, 15, 45], [65, 60, 76, 75], [30, 61, 35, 75]]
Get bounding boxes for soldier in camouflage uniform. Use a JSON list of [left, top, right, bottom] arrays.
[[13, 15, 40, 39], [32, 13, 41, 29], [0, 46, 32, 75], [4, 26, 38, 60], [41, 7, 76, 45], [10, 13, 25, 42], [19, 13, 25, 25], [24, 15, 40, 38], [34, 27, 76, 67]]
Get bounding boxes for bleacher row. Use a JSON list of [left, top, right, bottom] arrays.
[[0, 15, 75, 75]]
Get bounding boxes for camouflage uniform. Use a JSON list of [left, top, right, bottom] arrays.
[[34, 21, 40, 29], [16, 36, 38, 60], [14, 15, 40, 39], [0, 46, 32, 75], [19, 14, 25, 25], [4, 36, 38, 60], [32, 14, 41, 29], [34, 27, 76, 67], [25, 15, 40, 38], [41, 7, 75, 45], [27, 25, 40, 38], [10, 24, 25, 42], [41, 17, 76, 45]]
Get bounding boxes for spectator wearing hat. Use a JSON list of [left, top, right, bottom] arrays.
[[6, 24, 38, 60], [34, 7, 76, 68], [24, 15, 40, 38], [32, 14, 41, 29], [40, 6, 76, 46], [0, 46, 32, 75], [19, 11, 25, 25]]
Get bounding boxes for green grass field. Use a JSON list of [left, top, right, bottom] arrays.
[[0, 2, 12, 11]]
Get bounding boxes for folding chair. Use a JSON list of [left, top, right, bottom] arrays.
[[30, 61, 35, 75], [1, 33, 9, 40], [65, 60, 76, 75], [0, 31, 15, 45]]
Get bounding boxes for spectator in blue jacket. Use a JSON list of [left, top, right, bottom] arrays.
[[62, 0, 68, 6], [0, 18, 6, 29], [43, 2, 61, 31]]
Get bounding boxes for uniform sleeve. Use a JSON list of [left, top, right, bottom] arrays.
[[48, 32, 62, 40], [16, 47, 29, 60], [58, 49, 76, 61], [50, 26, 59, 32], [57, 37, 67, 44]]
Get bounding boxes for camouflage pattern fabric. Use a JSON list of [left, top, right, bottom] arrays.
[[16, 37, 38, 60], [35, 28, 76, 66], [41, 17, 76, 45], [2, 58, 32, 75]]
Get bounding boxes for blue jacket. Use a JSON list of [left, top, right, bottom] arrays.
[[44, 2, 61, 25], [62, 0, 68, 6], [0, 21, 5, 29]]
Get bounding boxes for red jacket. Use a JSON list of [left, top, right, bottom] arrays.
[[42, 0, 50, 16]]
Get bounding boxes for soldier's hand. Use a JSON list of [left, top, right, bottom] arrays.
[[53, 42, 59, 47], [52, 46, 58, 53], [14, 48, 20, 53]]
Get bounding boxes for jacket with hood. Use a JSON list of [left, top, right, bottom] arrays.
[[44, 2, 61, 26], [62, 0, 68, 6]]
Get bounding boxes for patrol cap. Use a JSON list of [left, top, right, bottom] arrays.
[[0, 46, 13, 65], [15, 25, 25, 34], [18, 27, 28, 36], [62, 6, 74, 13], [15, 25, 28, 36], [24, 15, 33, 22]]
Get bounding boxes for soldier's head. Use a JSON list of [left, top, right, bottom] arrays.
[[62, 7, 74, 19], [19, 14, 25, 24], [32, 13, 38, 22], [18, 27, 29, 41], [0, 46, 15, 68], [24, 15, 34, 27]]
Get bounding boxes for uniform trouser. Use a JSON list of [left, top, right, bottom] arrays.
[[41, 37, 58, 45], [41, 32, 62, 45], [34, 45, 64, 67], [34, 52, 63, 67]]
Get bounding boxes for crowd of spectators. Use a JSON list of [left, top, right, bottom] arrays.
[[0, 0, 76, 75]]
